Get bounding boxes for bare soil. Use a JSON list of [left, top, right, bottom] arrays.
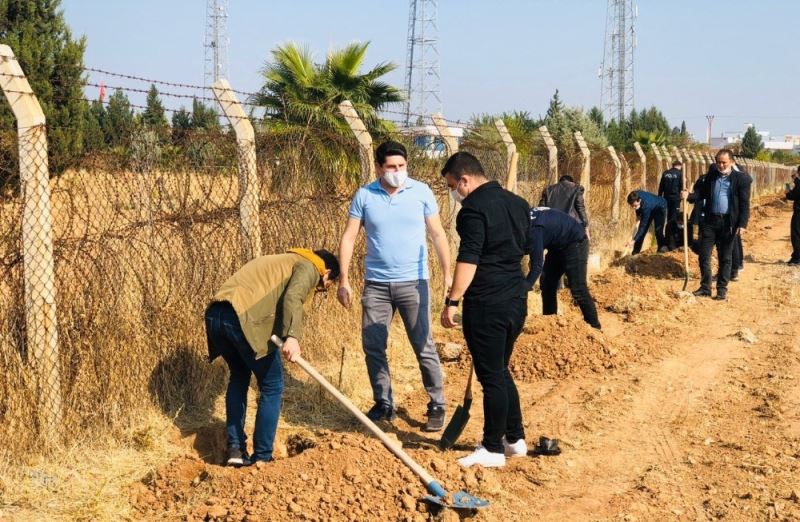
[[131, 198, 800, 521]]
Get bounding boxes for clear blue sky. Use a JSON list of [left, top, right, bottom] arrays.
[[61, 0, 800, 140]]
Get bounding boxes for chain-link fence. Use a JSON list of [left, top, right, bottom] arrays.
[[1, 80, 796, 463]]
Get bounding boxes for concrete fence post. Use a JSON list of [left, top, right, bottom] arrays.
[[0, 44, 62, 440], [680, 148, 693, 186], [431, 113, 459, 156], [619, 153, 632, 199], [608, 146, 622, 222], [574, 131, 591, 201], [431, 113, 461, 260], [212, 79, 262, 262], [338, 100, 375, 185], [650, 143, 664, 193], [495, 119, 519, 192], [539, 125, 558, 184], [633, 142, 646, 190]]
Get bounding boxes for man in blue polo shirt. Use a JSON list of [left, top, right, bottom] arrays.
[[337, 141, 451, 431]]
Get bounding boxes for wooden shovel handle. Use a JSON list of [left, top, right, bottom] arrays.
[[270, 336, 439, 488]]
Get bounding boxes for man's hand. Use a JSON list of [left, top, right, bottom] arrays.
[[440, 305, 458, 329], [336, 282, 353, 309], [680, 190, 689, 200], [281, 336, 301, 362], [738, 227, 746, 236]]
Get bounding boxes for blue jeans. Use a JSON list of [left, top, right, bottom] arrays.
[[204, 301, 283, 462]]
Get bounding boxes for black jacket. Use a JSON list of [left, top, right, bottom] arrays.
[[786, 177, 800, 211], [525, 208, 587, 290], [688, 166, 751, 230], [658, 168, 684, 200], [538, 179, 589, 227]]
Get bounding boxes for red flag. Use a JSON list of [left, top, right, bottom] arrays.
[[98, 81, 106, 102]]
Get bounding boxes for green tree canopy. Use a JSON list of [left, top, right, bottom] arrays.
[[0, 0, 88, 175], [140, 85, 169, 140], [741, 126, 764, 158], [103, 89, 134, 148], [253, 41, 403, 134]]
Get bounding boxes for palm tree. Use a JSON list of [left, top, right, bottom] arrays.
[[253, 41, 403, 134]]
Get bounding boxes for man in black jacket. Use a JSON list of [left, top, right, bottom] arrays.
[[659, 160, 684, 224], [538, 175, 590, 234], [440, 151, 531, 468], [786, 166, 800, 265], [525, 207, 601, 329], [682, 149, 751, 300]]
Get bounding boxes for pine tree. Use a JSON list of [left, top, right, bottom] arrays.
[[141, 85, 169, 141], [741, 126, 764, 158], [0, 0, 89, 176], [190, 98, 220, 130], [171, 107, 192, 142], [103, 89, 134, 148], [680, 121, 687, 136]]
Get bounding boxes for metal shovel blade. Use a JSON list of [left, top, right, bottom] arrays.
[[438, 399, 472, 450], [423, 490, 490, 510]]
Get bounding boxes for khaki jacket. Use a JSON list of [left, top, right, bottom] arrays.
[[209, 253, 321, 360]]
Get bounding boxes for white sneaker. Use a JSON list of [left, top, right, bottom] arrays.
[[457, 445, 506, 468], [502, 437, 528, 458]]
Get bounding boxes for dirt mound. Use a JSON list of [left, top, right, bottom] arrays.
[[509, 314, 620, 382], [130, 430, 499, 521], [591, 268, 675, 322], [614, 251, 686, 279]]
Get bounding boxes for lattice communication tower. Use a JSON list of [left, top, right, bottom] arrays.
[[204, 0, 229, 86], [599, 0, 637, 123], [404, 0, 441, 126]]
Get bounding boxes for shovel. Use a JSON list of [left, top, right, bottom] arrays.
[[681, 173, 690, 291], [439, 362, 473, 450], [270, 335, 489, 511]]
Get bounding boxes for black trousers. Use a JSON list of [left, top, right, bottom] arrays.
[[462, 296, 527, 454], [665, 197, 681, 223], [731, 234, 744, 275], [632, 206, 667, 254], [791, 210, 800, 261], [699, 214, 735, 292], [540, 240, 601, 329]]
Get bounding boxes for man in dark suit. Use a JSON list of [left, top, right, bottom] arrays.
[[682, 149, 751, 300], [538, 175, 590, 235]]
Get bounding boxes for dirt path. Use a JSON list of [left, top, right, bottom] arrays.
[[132, 199, 800, 521]]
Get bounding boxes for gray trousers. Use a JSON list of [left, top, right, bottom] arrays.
[[361, 280, 445, 409]]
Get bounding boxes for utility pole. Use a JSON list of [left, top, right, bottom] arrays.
[[600, 0, 637, 123], [706, 115, 715, 145], [204, 0, 229, 86], [404, 0, 441, 126]]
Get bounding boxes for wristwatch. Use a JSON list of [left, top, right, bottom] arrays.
[[444, 296, 460, 307]]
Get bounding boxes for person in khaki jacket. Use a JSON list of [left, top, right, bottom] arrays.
[[205, 248, 339, 466]]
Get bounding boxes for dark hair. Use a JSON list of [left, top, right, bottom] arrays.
[[440, 151, 486, 180], [375, 141, 407, 166], [559, 175, 575, 183], [314, 249, 340, 280], [626, 191, 641, 205], [716, 148, 734, 161], [672, 160, 682, 167]]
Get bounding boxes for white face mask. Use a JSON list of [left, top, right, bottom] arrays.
[[450, 181, 467, 203], [382, 169, 408, 188]]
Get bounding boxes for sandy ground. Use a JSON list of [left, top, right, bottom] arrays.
[[130, 198, 800, 521]]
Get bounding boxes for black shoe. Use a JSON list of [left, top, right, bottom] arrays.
[[226, 447, 252, 467], [366, 402, 396, 422], [692, 288, 711, 297], [658, 246, 669, 253], [730, 273, 739, 282], [424, 406, 446, 432], [713, 291, 728, 301], [789, 259, 800, 266]]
